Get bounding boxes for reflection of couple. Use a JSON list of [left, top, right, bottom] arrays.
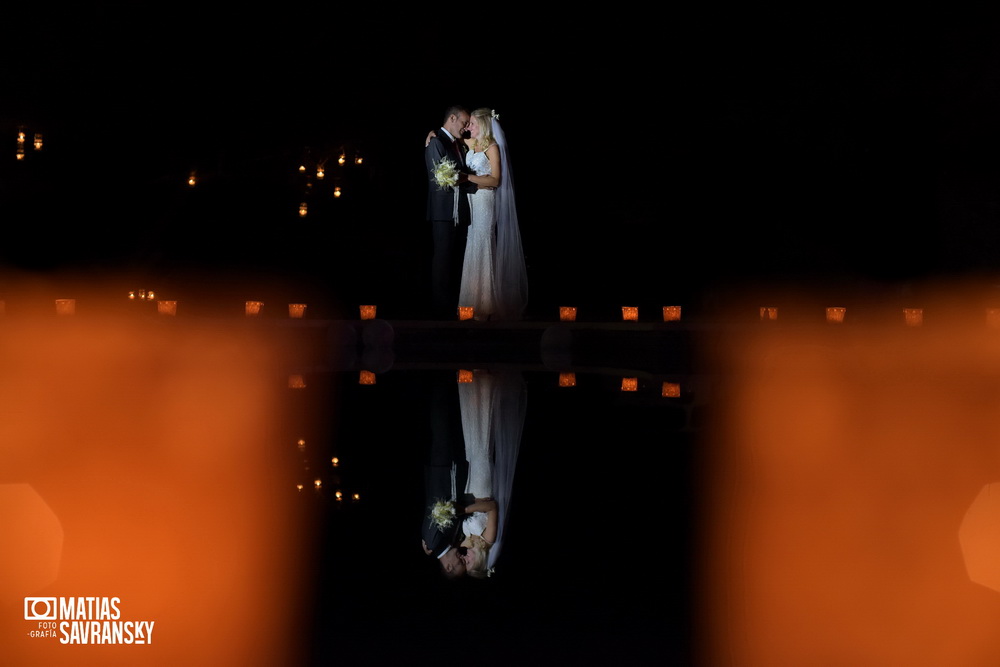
[[421, 371, 526, 578], [425, 106, 528, 321]]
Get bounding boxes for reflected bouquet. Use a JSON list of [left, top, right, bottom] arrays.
[[430, 499, 456, 530]]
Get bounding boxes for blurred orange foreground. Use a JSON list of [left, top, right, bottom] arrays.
[[0, 287, 304, 666], [703, 291, 1000, 665]]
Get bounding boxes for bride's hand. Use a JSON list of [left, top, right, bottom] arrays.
[[424, 130, 437, 147]]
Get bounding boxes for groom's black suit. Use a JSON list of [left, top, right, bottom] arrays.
[[422, 373, 470, 557], [426, 130, 473, 318]]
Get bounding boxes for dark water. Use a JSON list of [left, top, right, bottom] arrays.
[[294, 368, 701, 666]]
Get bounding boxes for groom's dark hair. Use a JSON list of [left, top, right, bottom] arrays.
[[442, 105, 468, 123]]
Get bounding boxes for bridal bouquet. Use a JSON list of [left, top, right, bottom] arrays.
[[433, 158, 459, 189], [430, 499, 456, 530]]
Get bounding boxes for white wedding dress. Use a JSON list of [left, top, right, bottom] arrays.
[[458, 150, 496, 319], [459, 372, 494, 539]]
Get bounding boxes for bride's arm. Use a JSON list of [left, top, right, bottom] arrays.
[[467, 144, 501, 189], [464, 499, 498, 545]]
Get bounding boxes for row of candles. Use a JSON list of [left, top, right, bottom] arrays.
[[33, 295, 1000, 327], [327, 367, 684, 396]]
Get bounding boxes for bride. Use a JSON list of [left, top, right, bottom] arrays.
[[427, 109, 528, 321], [436, 370, 526, 579]]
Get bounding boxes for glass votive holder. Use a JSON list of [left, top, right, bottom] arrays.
[[157, 300, 177, 316], [359, 370, 376, 385], [662, 382, 681, 397], [245, 301, 263, 317], [621, 306, 638, 321], [559, 307, 577, 322], [760, 307, 778, 321], [289, 304, 307, 319], [621, 377, 638, 392], [457, 369, 474, 383], [288, 374, 306, 389], [903, 308, 923, 327], [359, 305, 376, 320], [826, 307, 846, 324], [458, 307, 474, 321], [662, 306, 681, 322], [558, 372, 576, 387]]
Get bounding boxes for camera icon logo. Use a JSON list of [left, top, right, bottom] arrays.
[[24, 597, 57, 621]]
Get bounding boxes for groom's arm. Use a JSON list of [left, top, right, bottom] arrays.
[[425, 137, 448, 182]]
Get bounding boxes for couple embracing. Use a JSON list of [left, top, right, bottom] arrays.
[[425, 106, 528, 321]]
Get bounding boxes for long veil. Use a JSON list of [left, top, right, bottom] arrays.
[[487, 371, 527, 571], [491, 120, 529, 320]]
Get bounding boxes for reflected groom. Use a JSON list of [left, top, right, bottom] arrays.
[[426, 106, 472, 319]]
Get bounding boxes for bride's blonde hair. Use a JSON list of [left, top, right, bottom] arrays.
[[464, 534, 491, 579], [470, 108, 496, 151]]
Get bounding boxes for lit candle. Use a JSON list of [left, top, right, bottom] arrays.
[[621, 306, 638, 321], [458, 369, 474, 384], [662, 306, 681, 322], [331, 457, 339, 467], [662, 382, 681, 397], [245, 301, 263, 316], [559, 307, 577, 321], [359, 370, 376, 385], [359, 305, 376, 320], [458, 306, 474, 320], [759, 307, 778, 321], [288, 304, 307, 318], [288, 374, 306, 389], [903, 308, 923, 327], [157, 300, 177, 316], [333, 187, 342, 198], [621, 377, 638, 391], [826, 307, 846, 324], [558, 373, 576, 387], [299, 202, 308, 217]]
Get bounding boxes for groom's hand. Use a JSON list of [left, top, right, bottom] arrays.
[[421, 539, 432, 555]]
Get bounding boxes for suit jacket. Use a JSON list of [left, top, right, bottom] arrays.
[[421, 373, 471, 557], [426, 130, 473, 225]]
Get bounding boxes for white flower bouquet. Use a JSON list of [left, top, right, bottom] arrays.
[[430, 499, 456, 530], [433, 158, 459, 189]]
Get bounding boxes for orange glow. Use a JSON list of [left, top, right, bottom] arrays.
[[662, 382, 680, 397], [287, 374, 306, 389], [55, 299, 75, 316], [331, 457, 339, 467], [559, 306, 577, 321], [358, 370, 375, 385], [288, 303, 306, 319], [703, 289, 1000, 665], [298, 202, 308, 216], [760, 306, 778, 320], [157, 300, 176, 316], [458, 306, 473, 321], [987, 308, 1000, 329], [0, 286, 306, 665], [621, 306, 638, 321], [245, 300, 263, 316], [359, 305, 376, 320], [662, 306, 682, 321], [904, 308, 923, 326], [620, 377, 637, 391], [457, 369, 473, 384], [558, 372, 576, 387]]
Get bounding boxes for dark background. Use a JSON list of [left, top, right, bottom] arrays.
[[7, 9, 1000, 665]]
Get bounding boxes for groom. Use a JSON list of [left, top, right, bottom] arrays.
[[420, 372, 469, 568], [426, 105, 473, 319]]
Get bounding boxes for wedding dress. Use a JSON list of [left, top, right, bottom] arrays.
[[458, 371, 527, 572], [458, 150, 496, 319]]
